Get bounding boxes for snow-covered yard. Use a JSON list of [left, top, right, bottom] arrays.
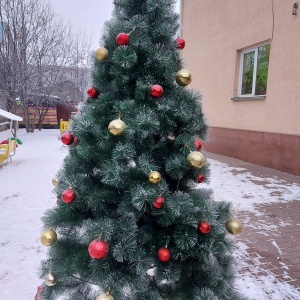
[[0, 129, 299, 299]]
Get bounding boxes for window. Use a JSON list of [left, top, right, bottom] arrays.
[[239, 43, 270, 97]]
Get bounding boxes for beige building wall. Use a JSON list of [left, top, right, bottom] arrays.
[[181, 0, 300, 135]]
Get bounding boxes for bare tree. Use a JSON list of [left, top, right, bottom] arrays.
[[0, 0, 92, 132]]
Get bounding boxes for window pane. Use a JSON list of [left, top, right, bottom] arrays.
[[255, 44, 270, 95], [241, 51, 255, 95]]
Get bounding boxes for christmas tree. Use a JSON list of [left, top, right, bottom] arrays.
[[38, 1, 246, 299]]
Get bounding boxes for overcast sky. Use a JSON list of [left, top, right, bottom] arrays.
[[49, 0, 181, 50]]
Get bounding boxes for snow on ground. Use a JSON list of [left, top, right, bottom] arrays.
[[233, 239, 300, 300], [0, 129, 67, 299], [0, 129, 299, 299], [202, 160, 300, 216]]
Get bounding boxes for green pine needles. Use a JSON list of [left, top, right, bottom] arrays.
[[39, 0, 247, 299]]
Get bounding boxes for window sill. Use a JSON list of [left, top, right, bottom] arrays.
[[231, 96, 266, 101]]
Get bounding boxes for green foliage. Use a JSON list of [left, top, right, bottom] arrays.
[[39, 0, 245, 299]]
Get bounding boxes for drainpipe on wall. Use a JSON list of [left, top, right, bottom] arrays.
[[179, 0, 183, 36]]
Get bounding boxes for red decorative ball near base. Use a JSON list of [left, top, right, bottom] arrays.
[[158, 247, 171, 262], [198, 221, 211, 234], [73, 137, 79, 145], [150, 85, 164, 98], [116, 33, 130, 46], [87, 87, 100, 98], [175, 37, 186, 50], [88, 240, 109, 259], [153, 196, 164, 209], [197, 174, 205, 183], [34, 286, 43, 300], [194, 139, 203, 151], [61, 189, 76, 203], [61, 132, 74, 145]]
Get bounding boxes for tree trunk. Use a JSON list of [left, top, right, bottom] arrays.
[[29, 105, 39, 132], [37, 106, 49, 131], [23, 104, 31, 133]]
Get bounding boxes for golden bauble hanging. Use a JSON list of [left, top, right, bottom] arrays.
[[108, 119, 126, 136], [226, 219, 243, 235], [167, 133, 175, 141], [96, 291, 114, 300], [176, 69, 192, 86], [52, 177, 58, 186], [40, 229, 57, 246], [44, 272, 58, 286], [148, 171, 161, 184], [187, 151, 206, 169], [96, 47, 109, 61]]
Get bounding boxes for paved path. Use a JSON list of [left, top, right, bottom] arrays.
[[207, 153, 300, 298]]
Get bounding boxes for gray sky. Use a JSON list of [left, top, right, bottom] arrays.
[[49, 0, 180, 50]]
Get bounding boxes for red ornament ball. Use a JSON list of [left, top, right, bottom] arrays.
[[153, 196, 165, 209], [116, 33, 130, 46], [88, 240, 109, 259], [194, 139, 203, 151], [87, 87, 100, 98], [61, 189, 76, 203], [150, 85, 164, 98], [158, 247, 171, 262], [197, 174, 205, 183], [61, 132, 74, 145], [198, 221, 211, 234], [175, 37, 186, 50], [34, 286, 42, 300], [73, 137, 79, 144]]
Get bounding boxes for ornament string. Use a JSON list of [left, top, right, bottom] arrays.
[[176, 179, 180, 192], [128, 26, 137, 35], [95, 228, 104, 240], [165, 237, 170, 248], [181, 143, 191, 155]]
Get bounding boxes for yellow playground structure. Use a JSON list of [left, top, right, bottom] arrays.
[[59, 119, 70, 133], [0, 109, 23, 164]]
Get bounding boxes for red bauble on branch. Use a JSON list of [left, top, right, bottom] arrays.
[[34, 286, 43, 300], [61, 132, 74, 145], [175, 37, 186, 50], [153, 196, 165, 209], [87, 87, 100, 98], [158, 247, 171, 262], [197, 174, 205, 183], [198, 221, 211, 234], [194, 139, 203, 151], [73, 137, 80, 145], [88, 240, 109, 259], [116, 33, 130, 46], [61, 188, 76, 203], [150, 84, 164, 98]]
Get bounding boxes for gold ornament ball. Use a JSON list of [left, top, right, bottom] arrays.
[[52, 177, 58, 186], [176, 69, 192, 86], [167, 133, 175, 141], [187, 151, 206, 169], [96, 292, 114, 300], [148, 171, 161, 184], [40, 229, 57, 246], [96, 47, 109, 61], [44, 273, 58, 286], [226, 219, 243, 235], [108, 119, 126, 136]]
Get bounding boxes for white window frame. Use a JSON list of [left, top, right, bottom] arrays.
[[238, 43, 270, 97]]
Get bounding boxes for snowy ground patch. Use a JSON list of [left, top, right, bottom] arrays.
[[203, 159, 300, 216]]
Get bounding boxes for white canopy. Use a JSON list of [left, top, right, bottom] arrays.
[[0, 108, 23, 121]]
